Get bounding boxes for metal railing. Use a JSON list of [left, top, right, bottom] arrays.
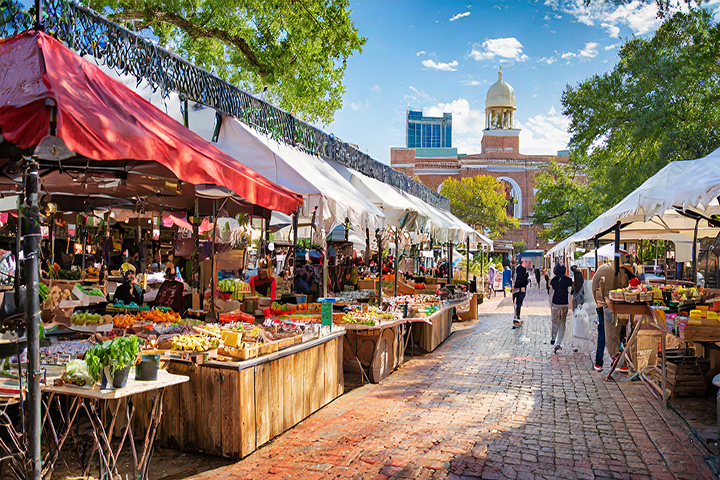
[[0, 0, 449, 209]]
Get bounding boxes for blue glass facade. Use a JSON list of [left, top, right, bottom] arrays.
[[406, 110, 452, 148]]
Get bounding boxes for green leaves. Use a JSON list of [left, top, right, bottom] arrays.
[[84, 0, 365, 123], [533, 159, 600, 242], [439, 176, 519, 240], [562, 9, 720, 214], [84, 335, 141, 381]]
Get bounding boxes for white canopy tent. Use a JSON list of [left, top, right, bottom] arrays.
[[547, 149, 720, 260], [215, 116, 385, 234]]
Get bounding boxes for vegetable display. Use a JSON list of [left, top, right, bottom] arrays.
[[136, 309, 181, 323], [71, 311, 110, 326], [171, 334, 218, 352], [61, 359, 94, 386], [84, 335, 141, 381]]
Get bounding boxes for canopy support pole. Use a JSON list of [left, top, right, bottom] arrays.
[[192, 198, 200, 310], [81, 227, 86, 272], [466, 236, 470, 283], [393, 230, 399, 297], [206, 199, 218, 322], [24, 157, 42, 480], [448, 242, 453, 283], [693, 218, 700, 283], [614, 221, 621, 275], [292, 209, 298, 283], [376, 229, 382, 306], [639, 240, 643, 265], [663, 240, 668, 284], [365, 228, 370, 268], [594, 238, 599, 276]]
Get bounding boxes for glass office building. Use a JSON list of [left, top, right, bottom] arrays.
[[406, 110, 452, 148]]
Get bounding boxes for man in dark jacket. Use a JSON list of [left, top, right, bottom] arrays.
[[512, 262, 529, 328]]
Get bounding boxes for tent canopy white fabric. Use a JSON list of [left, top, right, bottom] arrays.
[[215, 116, 385, 234], [547, 149, 720, 258]]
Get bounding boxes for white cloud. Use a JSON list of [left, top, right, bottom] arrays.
[[416, 50, 426, 56], [538, 56, 556, 64], [560, 51, 575, 59], [408, 86, 435, 103], [601, 22, 620, 38], [449, 11, 471, 21], [517, 106, 571, 155], [424, 98, 486, 153], [605, 43, 620, 51], [370, 84, 382, 93], [545, 0, 686, 38], [422, 59, 459, 72], [470, 37, 528, 62], [349, 100, 370, 111], [579, 41, 600, 58], [460, 79, 484, 86]]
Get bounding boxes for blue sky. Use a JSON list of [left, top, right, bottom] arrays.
[[325, 0, 720, 163]]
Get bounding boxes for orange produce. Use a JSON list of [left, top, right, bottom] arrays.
[[112, 314, 136, 329], [137, 309, 181, 324]]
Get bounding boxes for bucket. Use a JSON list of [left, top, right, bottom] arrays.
[[113, 365, 131, 389], [135, 354, 160, 381]]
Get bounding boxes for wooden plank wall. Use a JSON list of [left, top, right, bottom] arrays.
[[411, 309, 454, 352], [136, 336, 344, 459]]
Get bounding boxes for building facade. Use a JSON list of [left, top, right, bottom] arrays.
[[406, 109, 452, 149], [391, 68, 569, 254]]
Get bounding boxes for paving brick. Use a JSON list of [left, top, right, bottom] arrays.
[[185, 290, 714, 480]]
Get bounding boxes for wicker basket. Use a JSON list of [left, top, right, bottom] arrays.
[[624, 291, 640, 302], [609, 291, 625, 301]]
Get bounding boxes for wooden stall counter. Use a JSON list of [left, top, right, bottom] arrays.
[[135, 329, 345, 459], [410, 298, 466, 353]]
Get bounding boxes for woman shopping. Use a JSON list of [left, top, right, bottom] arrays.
[[550, 265, 574, 353], [512, 261, 530, 329]]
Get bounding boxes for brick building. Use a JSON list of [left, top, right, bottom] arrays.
[[391, 68, 569, 255]]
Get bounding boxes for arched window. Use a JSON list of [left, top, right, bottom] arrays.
[[498, 177, 522, 218]]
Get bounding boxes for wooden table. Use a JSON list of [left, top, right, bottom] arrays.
[[342, 318, 411, 384], [41, 369, 188, 479], [409, 299, 466, 353], [605, 300, 668, 406]]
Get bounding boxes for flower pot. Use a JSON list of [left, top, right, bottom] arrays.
[[112, 365, 131, 389], [135, 354, 160, 381]]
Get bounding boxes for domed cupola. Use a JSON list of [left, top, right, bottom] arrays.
[[485, 67, 516, 130]]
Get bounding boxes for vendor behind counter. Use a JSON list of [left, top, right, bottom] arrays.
[[114, 262, 143, 305], [250, 259, 276, 301], [153, 266, 186, 313]]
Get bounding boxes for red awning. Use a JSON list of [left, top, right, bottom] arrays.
[[0, 31, 302, 214]]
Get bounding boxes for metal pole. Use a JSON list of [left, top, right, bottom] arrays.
[[34, 0, 43, 30], [663, 240, 668, 284], [448, 242, 453, 283], [466, 235, 470, 282], [365, 228, 370, 267], [693, 218, 700, 282], [206, 199, 218, 322], [393, 230, 399, 297], [594, 238, 599, 276], [192, 198, 200, 308], [81, 226, 86, 272], [24, 158, 42, 480], [292, 209, 298, 281], [614, 221, 621, 275], [376, 229, 382, 306]]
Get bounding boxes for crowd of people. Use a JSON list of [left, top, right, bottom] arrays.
[[486, 253, 644, 373]]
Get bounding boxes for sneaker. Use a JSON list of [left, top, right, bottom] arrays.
[[550, 338, 555, 345], [554, 345, 562, 354], [594, 364, 603, 372]]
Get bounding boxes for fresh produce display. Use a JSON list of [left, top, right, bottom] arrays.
[[219, 309, 255, 324], [338, 314, 376, 326], [137, 309, 181, 323], [84, 335, 141, 381], [171, 334, 218, 352], [112, 314, 136, 329], [39, 282, 49, 302], [61, 359, 94, 386], [218, 278, 251, 299], [338, 307, 398, 326], [76, 285, 105, 297], [71, 311, 111, 326], [270, 302, 294, 312], [296, 303, 322, 312], [55, 269, 81, 280]]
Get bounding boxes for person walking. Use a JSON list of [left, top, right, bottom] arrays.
[[570, 265, 585, 308], [550, 264, 573, 352], [590, 260, 633, 372], [544, 269, 550, 295], [512, 261, 529, 328], [534, 265, 541, 291], [488, 264, 496, 297]]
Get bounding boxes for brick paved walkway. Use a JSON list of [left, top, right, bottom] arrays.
[[189, 287, 714, 480]]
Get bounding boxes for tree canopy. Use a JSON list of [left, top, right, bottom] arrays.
[[439, 176, 519, 240], [85, 0, 366, 124], [562, 8, 720, 212], [532, 159, 600, 242]]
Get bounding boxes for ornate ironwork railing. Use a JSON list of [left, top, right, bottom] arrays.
[[0, 0, 449, 209]]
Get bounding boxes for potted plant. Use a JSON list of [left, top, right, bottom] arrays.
[[84, 335, 140, 389]]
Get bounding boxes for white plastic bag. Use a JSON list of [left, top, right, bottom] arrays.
[[572, 307, 594, 354]]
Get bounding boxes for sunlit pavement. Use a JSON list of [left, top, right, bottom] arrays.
[[188, 286, 713, 480]]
